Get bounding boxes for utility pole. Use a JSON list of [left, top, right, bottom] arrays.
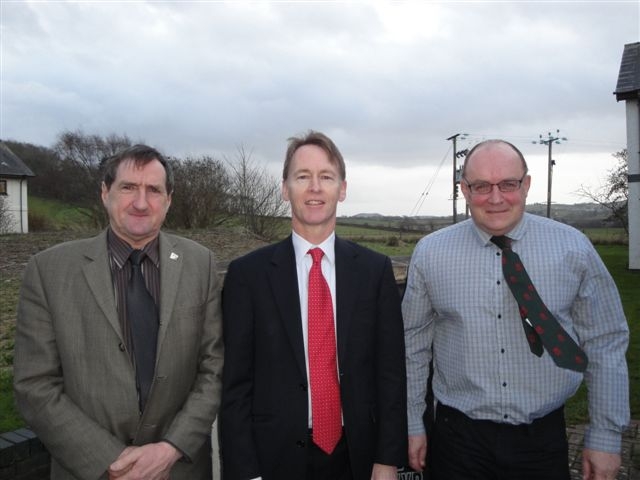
[[447, 133, 467, 223], [533, 130, 567, 218]]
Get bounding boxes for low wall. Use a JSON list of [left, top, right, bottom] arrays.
[[0, 428, 49, 480]]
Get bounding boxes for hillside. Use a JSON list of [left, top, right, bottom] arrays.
[[343, 202, 619, 231]]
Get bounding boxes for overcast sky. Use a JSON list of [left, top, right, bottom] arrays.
[[1, 1, 638, 217]]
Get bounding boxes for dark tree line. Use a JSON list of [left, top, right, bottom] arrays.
[[4, 130, 288, 239]]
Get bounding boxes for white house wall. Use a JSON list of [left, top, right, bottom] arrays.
[[3, 177, 29, 233], [626, 99, 640, 270]]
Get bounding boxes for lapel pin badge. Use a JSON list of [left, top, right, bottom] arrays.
[[170, 252, 179, 260]]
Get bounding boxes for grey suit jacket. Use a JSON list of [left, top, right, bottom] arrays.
[[13, 230, 223, 480]]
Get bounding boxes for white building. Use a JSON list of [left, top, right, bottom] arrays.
[[614, 42, 640, 271], [0, 142, 35, 233]]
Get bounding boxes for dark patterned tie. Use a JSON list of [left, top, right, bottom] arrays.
[[491, 236, 588, 373], [126, 250, 159, 411], [307, 248, 342, 454]]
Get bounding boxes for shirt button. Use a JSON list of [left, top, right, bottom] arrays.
[[497, 280, 501, 285], [497, 314, 502, 319], [504, 414, 509, 419], [502, 382, 507, 387], [501, 348, 505, 353]]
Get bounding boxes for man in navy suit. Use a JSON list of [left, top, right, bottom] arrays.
[[220, 130, 407, 480]]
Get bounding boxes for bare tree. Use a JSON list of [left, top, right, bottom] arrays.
[[227, 146, 288, 240], [0, 196, 16, 234], [577, 149, 628, 233], [54, 130, 134, 226], [167, 155, 232, 229]]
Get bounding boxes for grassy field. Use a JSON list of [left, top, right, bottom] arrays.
[[28, 196, 94, 231], [563, 244, 639, 425], [582, 227, 630, 245], [0, 221, 637, 433]]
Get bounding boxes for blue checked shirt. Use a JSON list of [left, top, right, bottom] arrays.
[[403, 213, 629, 453]]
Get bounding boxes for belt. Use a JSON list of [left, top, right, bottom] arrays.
[[436, 403, 565, 436]]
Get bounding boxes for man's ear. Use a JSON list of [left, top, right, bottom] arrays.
[[338, 180, 347, 202], [100, 182, 109, 204]]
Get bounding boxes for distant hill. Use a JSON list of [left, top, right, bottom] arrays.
[[342, 202, 619, 230]]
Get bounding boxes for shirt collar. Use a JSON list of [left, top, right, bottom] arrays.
[[107, 228, 160, 268], [291, 230, 336, 266], [471, 213, 528, 247]]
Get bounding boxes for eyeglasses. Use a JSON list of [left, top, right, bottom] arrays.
[[463, 174, 527, 195]]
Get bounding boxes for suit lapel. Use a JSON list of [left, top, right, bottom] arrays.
[[82, 230, 122, 341], [268, 237, 307, 378], [335, 237, 358, 366], [157, 232, 182, 352]]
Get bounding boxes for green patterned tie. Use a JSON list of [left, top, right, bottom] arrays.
[[491, 236, 588, 373]]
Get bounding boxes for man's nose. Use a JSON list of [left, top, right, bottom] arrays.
[[308, 176, 321, 191], [487, 184, 503, 202], [132, 189, 149, 208]]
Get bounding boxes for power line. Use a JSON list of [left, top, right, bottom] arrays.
[[409, 145, 451, 216]]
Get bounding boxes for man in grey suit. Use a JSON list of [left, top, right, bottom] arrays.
[[13, 144, 223, 479]]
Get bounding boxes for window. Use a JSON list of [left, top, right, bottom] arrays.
[[0, 180, 6, 195]]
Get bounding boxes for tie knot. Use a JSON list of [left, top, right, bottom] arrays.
[[129, 249, 146, 266], [309, 248, 324, 265], [490, 235, 512, 250]]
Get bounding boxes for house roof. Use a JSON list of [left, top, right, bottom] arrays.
[[0, 141, 35, 177], [614, 41, 640, 101]]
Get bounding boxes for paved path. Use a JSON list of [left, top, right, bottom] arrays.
[[567, 421, 640, 479]]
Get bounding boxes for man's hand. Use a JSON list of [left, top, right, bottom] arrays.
[[108, 442, 182, 480], [408, 434, 427, 473], [581, 448, 621, 480], [371, 463, 397, 479]]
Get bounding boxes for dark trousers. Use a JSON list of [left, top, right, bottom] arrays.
[[430, 403, 570, 480], [306, 430, 353, 480]]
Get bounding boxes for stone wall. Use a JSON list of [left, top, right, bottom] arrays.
[[0, 428, 49, 480]]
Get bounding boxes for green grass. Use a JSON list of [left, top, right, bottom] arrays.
[[544, 245, 638, 425], [354, 239, 419, 257], [0, 370, 21, 432], [582, 227, 628, 245], [28, 196, 94, 230]]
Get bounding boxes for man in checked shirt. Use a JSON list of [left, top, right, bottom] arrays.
[[403, 139, 629, 480]]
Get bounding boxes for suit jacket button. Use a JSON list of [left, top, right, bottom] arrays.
[[296, 440, 306, 448], [299, 383, 307, 391], [118, 342, 126, 352]]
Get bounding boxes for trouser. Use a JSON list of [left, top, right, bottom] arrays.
[[430, 403, 570, 480], [306, 429, 353, 480]]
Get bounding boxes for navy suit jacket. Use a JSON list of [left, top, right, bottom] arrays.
[[220, 235, 407, 480]]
